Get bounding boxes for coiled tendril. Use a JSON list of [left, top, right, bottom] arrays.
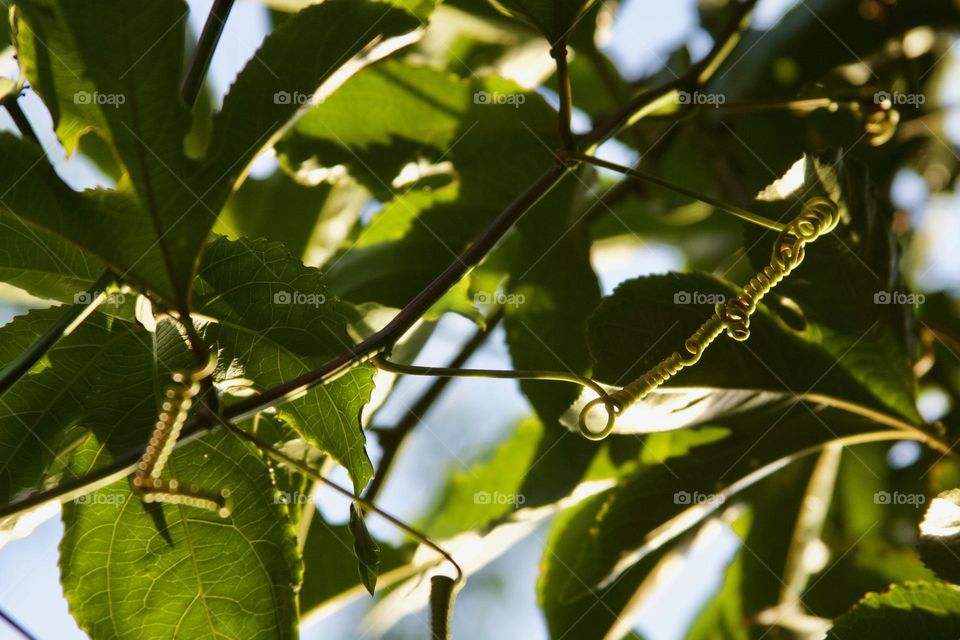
[[130, 356, 232, 517], [578, 196, 840, 436]]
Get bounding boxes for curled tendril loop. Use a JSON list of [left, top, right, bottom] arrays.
[[576, 196, 840, 437], [862, 103, 900, 147], [721, 196, 839, 342], [131, 354, 231, 517]]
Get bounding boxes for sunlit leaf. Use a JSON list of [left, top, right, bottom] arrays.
[[60, 432, 301, 640]]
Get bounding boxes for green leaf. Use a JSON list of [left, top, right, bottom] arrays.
[[283, 60, 603, 498], [0, 212, 101, 301], [686, 460, 817, 640], [538, 404, 883, 635], [12, 0, 421, 302], [278, 59, 469, 200], [828, 581, 960, 638], [487, 0, 598, 42], [193, 236, 376, 490], [640, 427, 731, 465], [60, 431, 301, 640], [0, 135, 172, 297], [282, 62, 568, 307], [15, 0, 197, 300], [501, 165, 601, 506], [205, 0, 420, 185], [504, 164, 601, 421], [918, 489, 960, 585], [420, 418, 542, 538], [349, 501, 381, 595], [14, 0, 188, 159], [0, 309, 191, 504], [803, 444, 934, 619], [215, 170, 335, 261]]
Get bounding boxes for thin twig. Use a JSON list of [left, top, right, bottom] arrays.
[[568, 151, 785, 232], [215, 415, 463, 583], [552, 38, 576, 151], [0, 607, 38, 640], [180, 0, 236, 107]]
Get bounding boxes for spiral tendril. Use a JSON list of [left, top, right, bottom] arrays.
[[578, 196, 840, 435], [131, 355, 231, 517]]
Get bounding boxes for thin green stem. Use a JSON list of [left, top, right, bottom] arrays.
[[567, 151, 786, 232], [801, 392, 953, 455], [372, 354, 619, 440], [552, 38, 576, 151], [364, 309, 503, 503], [371, 356, 614, 413]]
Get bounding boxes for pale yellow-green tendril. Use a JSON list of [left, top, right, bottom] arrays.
[[130, 354, 232, 517], [577, 196, 840, 438]]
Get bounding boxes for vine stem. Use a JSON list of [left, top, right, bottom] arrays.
[[0, 0, 762, 520], [363, 308, 504, 503], [551, 37, 576, 151], [777, 444, 842, 613], [181, 0, 235, 107], [214, 415, 464, 583], [801, 392, 952, 455], [371, 356, 614, 412], [567, 151, 786, 232], [372, 353, 618, 440]]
